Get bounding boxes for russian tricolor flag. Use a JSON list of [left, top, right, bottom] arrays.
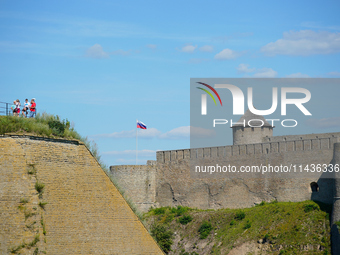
[[137, 120, 147, 129]]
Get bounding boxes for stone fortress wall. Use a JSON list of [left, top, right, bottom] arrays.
[[111, 132, 340, 212], [111, 130, 340, 252], [0, 134, 163, 255]]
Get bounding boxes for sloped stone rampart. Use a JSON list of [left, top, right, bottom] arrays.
[[0, 135, 163, 255]]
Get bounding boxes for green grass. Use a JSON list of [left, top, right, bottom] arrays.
[[0, 114, 108, 170], [27, 234, 40, 248], [41, 215, 46, 235], [144, 200, 332, 255], [335, 220, 340, 228], [9, 234, 40, 254], [179, 215, 193, 225], [38, 201, 48, 210], [198, 221, 212, 239], [150, 223, 174, 254], [35, 181, 45, 194]]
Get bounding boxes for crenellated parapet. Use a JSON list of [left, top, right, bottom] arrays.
[[156, 134, 340, 164]]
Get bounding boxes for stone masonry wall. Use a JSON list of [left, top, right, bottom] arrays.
[[0, 135, 163, 255], [111, 132, 340, 212], [154, 134, 339, 210], [110, 161, 157, 212]]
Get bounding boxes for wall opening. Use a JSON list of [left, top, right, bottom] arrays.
[[310, 182, 319, 192]]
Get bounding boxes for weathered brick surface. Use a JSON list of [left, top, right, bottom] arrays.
[[110, 163, 156, 212], [0, 135, 163, 255]]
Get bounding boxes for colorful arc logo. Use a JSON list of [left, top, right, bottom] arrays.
[[197, 82, 222, 115], [196, 82, 223, 106]]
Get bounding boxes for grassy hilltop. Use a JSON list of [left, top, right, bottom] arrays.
[[0, 114, 105, 168], [0, 114, 80, 139], [144, 201, 332, 255]]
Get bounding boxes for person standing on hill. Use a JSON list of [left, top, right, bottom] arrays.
[[29, 98, 36, 118], [10, 100, 16, 116], [15, 99, 21, 117], [22, 98, 30, 117]]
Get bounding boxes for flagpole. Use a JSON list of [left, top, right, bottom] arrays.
[[136, 119, 138, 165]]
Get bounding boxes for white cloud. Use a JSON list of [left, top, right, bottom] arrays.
[[305, 117, 340, 129], [158, 126, 215, 139], [237, 64, 277, 77], [261, 30, 340, 56], [180, 44, 197, 53], [199, 45, 214, 52], [85, 44, 109, 59], [253, 68, 278, 78], [146, 44, 157, 49], [85, 44, 131, 59], [327, 71, 340, 76], [237, 63, 256, 73], [285, 72, 310, 78], [159, 126, 190, 139], [214, 48, 239, 60]]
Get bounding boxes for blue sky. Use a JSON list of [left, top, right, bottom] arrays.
[[1, 0, 340, 165]]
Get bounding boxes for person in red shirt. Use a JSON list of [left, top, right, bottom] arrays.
[[29, 99, 36, 118]]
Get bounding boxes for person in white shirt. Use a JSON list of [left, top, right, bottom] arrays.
[[22, 98, 30, 117]]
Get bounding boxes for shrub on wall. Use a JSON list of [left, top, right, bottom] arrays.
[[179, 215, 193, 225], [198, 221, 212, 239], [150, 223, 173, 254]]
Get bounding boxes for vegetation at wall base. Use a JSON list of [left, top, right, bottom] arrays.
[[143, 201, 332, 254], [150, 223, 174, 254]]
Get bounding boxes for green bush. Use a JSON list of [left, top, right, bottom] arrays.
[[171, 205, 189, 216], [35, 181, 45, 194], [154, 207, 166, 215], [179, 215, 193, 225], [304, 203, 319, 213], [151, 224, 173, 254], [48, 120, 65, 136], [198, 221, 212, 239], [164, 214, 174, 223], [235, 210, 246, 220], [244, 219, 251, 229]]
